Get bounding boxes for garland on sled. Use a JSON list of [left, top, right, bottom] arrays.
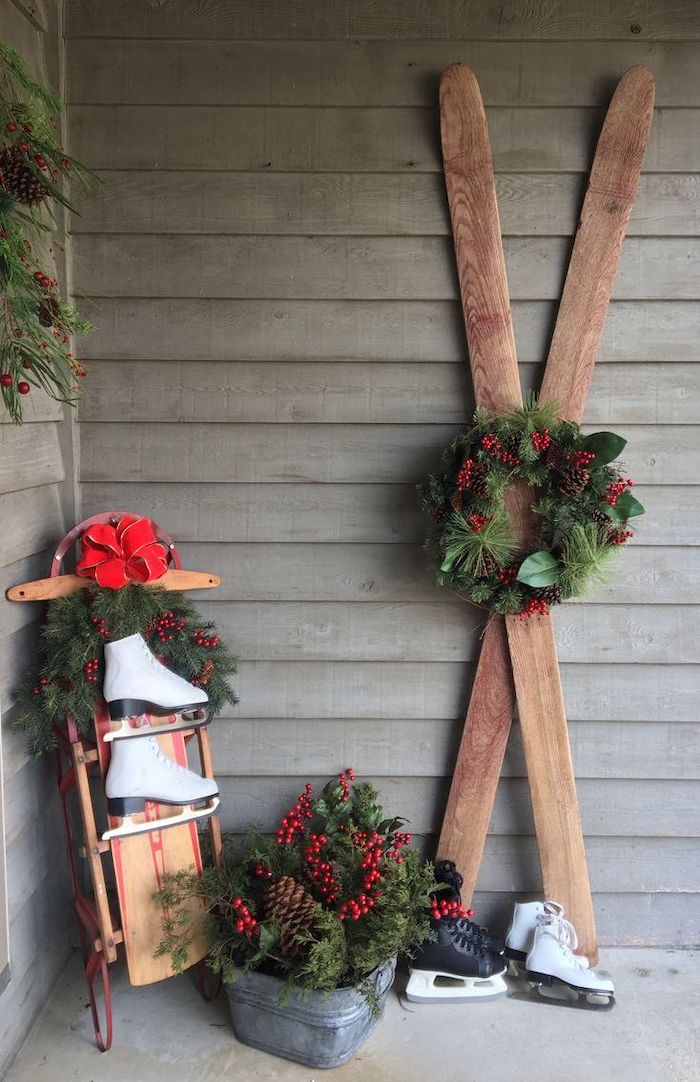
[[14, 583, 238, 756], [419, 399, 644, 618]]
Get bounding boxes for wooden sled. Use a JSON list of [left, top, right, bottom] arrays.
[[8, 512, 224, 1050], [436, 65, 655, 961]]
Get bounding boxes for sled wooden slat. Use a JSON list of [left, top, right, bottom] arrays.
[[540, 67, 656, 423], [436, 64, 521, 884], [6, 567, 221, 602]]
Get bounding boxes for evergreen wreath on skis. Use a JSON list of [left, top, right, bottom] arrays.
[[14, 584, 238, 756], [420, 399, 644, 618]]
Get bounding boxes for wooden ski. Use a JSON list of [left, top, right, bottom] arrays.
[[436, 65, 654, 961]]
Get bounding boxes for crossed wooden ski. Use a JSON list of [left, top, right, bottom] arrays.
[[437, 64, 655, 962]]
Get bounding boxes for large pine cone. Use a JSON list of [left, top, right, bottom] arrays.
[[558, 467, 590, 497], [469, 462, 489, 499], [591, 508, 614, 535], [263, 876, 317, 957], [0, 147, 48, 206]]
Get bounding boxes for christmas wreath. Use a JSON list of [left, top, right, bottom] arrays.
[[15, 583, 238, 756], [420, 400, 644, 618]]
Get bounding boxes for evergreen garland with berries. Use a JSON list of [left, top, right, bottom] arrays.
[[0, 42, 95, 422], [14, 583, 238, 755], [419, 398, 644, 618], [154, 771, 438, 1001]]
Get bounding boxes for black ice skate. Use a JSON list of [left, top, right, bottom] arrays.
[[406, 917, 508, 1003], [433, 859, 506, 956]]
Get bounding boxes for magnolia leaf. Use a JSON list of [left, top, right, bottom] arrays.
[[516, 550, 561, 587], [614, 491, 645, 519], [581, 431, 627, 466]]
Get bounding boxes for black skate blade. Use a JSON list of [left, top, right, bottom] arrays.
[[526, 970, 615, 1010], [108, 699, 210, 722]]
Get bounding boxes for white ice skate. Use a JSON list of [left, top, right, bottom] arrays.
[[102, 735, 219, 841], [505, 901, 589, 973], [103, 633, 210, 741], [525, 906, 615, 1009]]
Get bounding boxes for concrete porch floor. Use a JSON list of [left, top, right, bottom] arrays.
[[4, 948, 698, 1082]]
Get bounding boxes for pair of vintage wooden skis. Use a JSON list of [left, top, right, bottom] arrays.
[[436, 65, 655, 962]]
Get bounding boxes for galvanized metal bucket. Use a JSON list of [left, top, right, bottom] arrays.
[[224, 957, 397, 1068]]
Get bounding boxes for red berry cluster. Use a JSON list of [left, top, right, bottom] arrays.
[[0, 372, 30, 393], [83, 657, 99, 683], [481, 432, 520, 466], [611, 529, 634, 546], [69, 360, 87, 382], [497, 566, 517, 585], [518, 598, 549, 621], [153, 611, 186, 643], [303, 833, 340, 902], [352, 830, 385, 891], [32, 676, 50, 696], [468, 513, 488, 533], [456, 458, 475, 492], [230, 896, 259, 936], [385, 830, 411, 865], [194, 628, 221, 648], [33, 269, 57, 293], [338, 893, 376, 922], [276, 784, 314, 845], [430, 897, 475, 921], [604, 477, 634, 507], [338, 767, 355, 802], [566, 449, 596, 468], [90, 614, 111, 639], [531, 429, 551, 453], [253, 862, 273, 879]]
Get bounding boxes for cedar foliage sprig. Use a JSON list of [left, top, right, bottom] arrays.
[[419, 399, 643, 617], [155, 773, 436, 1003], [14, 584, 237, 755], [0, 42, 96, 422]]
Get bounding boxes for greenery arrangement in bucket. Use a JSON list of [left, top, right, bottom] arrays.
[[155, 770, 437, 1002]]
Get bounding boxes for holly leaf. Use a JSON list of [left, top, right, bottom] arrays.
[[516, 550, 561, 588], [614, 491, 645, 519], [581, 431, 627, 466]]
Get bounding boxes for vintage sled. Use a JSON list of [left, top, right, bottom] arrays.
[[436, 65, 655, 962], [8, 512, 224, 1050]]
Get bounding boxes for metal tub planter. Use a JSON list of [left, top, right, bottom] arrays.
[[225, 957, 397, 1068]]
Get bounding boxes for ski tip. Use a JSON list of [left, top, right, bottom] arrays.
[[439, 64, 489, 165], [615, 65, 656, 111], [439, 63, 479, 102]]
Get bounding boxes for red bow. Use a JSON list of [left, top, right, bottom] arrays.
[[76, 515, 168, 589]]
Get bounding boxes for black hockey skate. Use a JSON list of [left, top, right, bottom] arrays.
[[433, 859, 505, 956], [406, 916, 508, 1003]]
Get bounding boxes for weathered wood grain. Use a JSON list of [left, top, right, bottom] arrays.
[[0, 423, 64, 496], [75, 171, 700, 238], [81, 360, 700, 425], [63, 41, 700, 105], [189, 601, 700, 664], [78, 298, 700, 363], [67, 105, 700, 173], [78, 422, 700, 485], [234, 660, 700, 723], [176, 543, 700, 605], [0, 484, 64, 568], [72, 235, 700, 301], [65, 1, 700, 41], [79, 482, 699, 547], [209, 718, 700, 780]]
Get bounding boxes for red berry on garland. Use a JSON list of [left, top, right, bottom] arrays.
[[18, 381, 30, 394], [5, 121, 17, 132], [497, 566, 517, 585], [0, 374, 12, 388], [467, 513, 488, 533], [17, 141, 29, 153], [531, 429, 551, 453], [456, 458, 475, 492], [518, 598, 549, 621]]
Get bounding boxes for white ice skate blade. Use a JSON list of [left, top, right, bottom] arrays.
[[405, 967, 508, 1004], [528, 975, 614, 1009], [102, 796, 219, 841], [102, 711, 208, 742]]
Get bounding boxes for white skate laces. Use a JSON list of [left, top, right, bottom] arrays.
[[537, 902, 580, 954]]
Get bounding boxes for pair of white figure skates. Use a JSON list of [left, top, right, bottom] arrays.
[[407, 863, 614, 1008], [101, 633, 219, 841]]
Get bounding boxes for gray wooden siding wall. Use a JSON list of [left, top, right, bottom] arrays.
[[0, 1, 75, 1072], [66, 0, 700, 946]]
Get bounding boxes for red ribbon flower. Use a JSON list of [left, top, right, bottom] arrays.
[[76, 514, 168, 589]]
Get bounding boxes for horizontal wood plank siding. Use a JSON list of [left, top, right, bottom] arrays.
[[67, 0, 699, 947]]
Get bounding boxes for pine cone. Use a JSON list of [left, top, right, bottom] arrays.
[[545, 444, 562, 470], [532, 583, 563, 605], [476, 551, 499, 578], [470, 463, 489, 499], [0, 146, 48, 206], [558, 467, 590, 497], [591, 508, 614, 535], [37, 295, 61, 328], [263, 876, 317, 957]]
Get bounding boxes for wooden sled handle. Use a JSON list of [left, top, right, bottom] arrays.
[[7, 568, 221, 602]]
